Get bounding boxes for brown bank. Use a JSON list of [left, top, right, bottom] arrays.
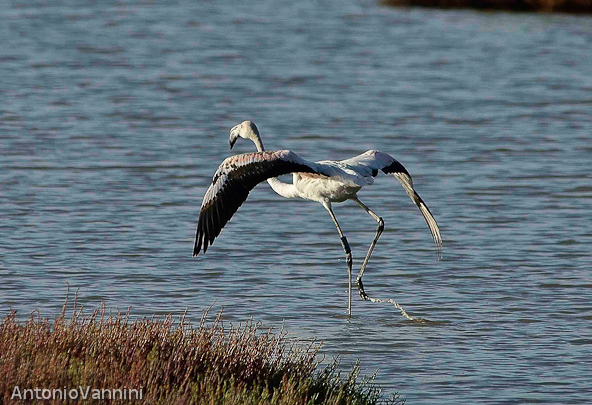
[[380, 0, 592, 13]]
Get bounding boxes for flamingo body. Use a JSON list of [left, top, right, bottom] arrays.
[[193, 121, 442, 316]]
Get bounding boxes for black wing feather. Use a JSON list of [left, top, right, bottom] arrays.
[[193, 151, 315, 256], [382, 157, 442, 250]]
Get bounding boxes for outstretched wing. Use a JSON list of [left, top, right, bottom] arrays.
[[344, 150, 442, 251], [194, 150, 316, 256]]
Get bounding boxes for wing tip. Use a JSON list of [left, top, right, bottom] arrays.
[[415, 196, 443, 256], [434, 234, 443, 252], [193, 224, 204, 257], [192, 243, 200, 257]]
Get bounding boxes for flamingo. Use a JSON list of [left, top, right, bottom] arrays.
[[193, 121, 442, 316]]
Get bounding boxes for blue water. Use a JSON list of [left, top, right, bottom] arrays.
[[2, 1, 592, 403]]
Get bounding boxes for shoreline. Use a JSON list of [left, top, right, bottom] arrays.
[[380, 0, 592, 13]]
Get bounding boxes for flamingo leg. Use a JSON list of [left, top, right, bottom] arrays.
[[353, 198, 384, 301], [322, 201, 352, 316]]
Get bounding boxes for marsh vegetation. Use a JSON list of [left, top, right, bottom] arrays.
[[1, 296, 402, 404]]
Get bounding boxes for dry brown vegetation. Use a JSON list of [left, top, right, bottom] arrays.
[[380, 0, 592, 13], [0, 296, 403, 405]]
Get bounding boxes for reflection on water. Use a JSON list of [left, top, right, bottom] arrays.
[[1, 1, 592, 403]]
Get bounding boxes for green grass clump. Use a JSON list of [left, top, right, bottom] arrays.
[[0, 297, 403, 405]]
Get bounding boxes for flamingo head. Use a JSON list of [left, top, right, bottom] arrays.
[[229, 121, 260, 149]]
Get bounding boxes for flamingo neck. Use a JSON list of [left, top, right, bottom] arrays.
[[248, 132, 300, 199], [250, 133, 265, 152]]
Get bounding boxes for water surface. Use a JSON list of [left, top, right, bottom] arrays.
[[2, 1, 592, 403]]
